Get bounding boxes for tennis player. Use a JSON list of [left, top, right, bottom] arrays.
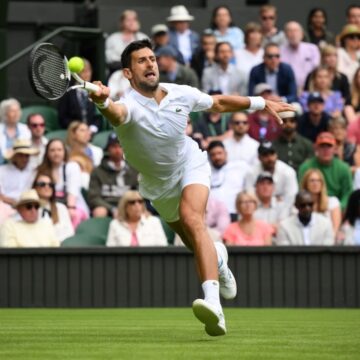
[[89, 39, 294, 336]]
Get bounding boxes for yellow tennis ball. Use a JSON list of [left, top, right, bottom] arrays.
[[68, 57, 84, 73]]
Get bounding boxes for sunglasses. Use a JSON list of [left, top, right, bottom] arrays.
[[346, 34, 360, 40], [282, 118, 296, 124], [262, 16, 275, 20], [298, 202, 314, 209], [127, 199, 144, 205], [265, 54, 280, 59], [30, 123, 45, 128], [232, 120, 248, 125], [35, 181, 55, 188], [24, 203, 40, 210]]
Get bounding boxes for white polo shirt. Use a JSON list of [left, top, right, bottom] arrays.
[[114, 83, 213, 199]]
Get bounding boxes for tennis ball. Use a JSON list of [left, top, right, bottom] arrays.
[[68, 57, 84, 73]]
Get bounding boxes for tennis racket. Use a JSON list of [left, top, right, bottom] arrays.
[[28, 42, 100, 100]]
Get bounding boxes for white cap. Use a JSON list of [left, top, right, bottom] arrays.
[[151, 24, 169, 35], [166, 5, 194, 22]]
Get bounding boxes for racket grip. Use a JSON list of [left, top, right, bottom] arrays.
[[84, 82, 100, 93]]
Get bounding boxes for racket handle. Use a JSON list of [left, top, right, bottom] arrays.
[[84, 81, 100, 93]]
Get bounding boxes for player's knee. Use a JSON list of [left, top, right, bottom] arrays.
[[92, 207, 109, 218], [181, 211, 205, 235]]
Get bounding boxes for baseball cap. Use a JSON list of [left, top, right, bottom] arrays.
[[151, 24, 168, 36], [254, 83, 272, 96], [155, 45, 177, 59], [105, 132, 120, 150], [307, 92, 324, 104], [258, 141, 276, 156], [256, 171, 274, 184], [315, 132, 336, 146]]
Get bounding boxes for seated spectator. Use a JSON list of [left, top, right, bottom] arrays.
[[166, 5, 200, 65], [106, 191, 167, 246], [280, 21, 320, 92], [247, 84, 282, 142], [248, 43, 298, 103], [300, 66, 344, 117], [58, 59, 103, 132], [234, 22, 264, 85], [254, 172, 290, 236], [105, 9, 148, 73], [336, 24, 360, 84], [223, 191, 273, 246], [190, 31, 217, 81], [297, 92, 331, 142], [26, 113, 48, 170], [346, 4, 360, 27], [259, 4, 286, 47], [0, 139, 38, 206], [202, 42, 246, 95], [298, 132, 353, 211], [341, 189, 360, 245], [345, 67, 360, 125], [185, 117, 206, 150], [33, 173, 74, 242], [207, 5, 244, 51], [107, 70, 131, 101], [300, 169, 341, 236], [272, 111, 314, 172], [245, 142, 298, 209], [0, 98, 31, 163], [0, 190, 59, 248], [156, 45, 199, 88], [223, 112, 259, 165], [208, 141, 251, 219], [38, 139, 88, 228], [275, 190, 334, 246], [206, 195, 231, 237], [305, 8, 335, 47], [88, 133, 138, 218]]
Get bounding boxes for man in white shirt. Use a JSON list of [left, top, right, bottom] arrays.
[[275, 190, 334, 246], [88, 39, 294, 336], [223, 112, 259, 165]]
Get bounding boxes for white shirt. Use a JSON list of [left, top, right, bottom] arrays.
[[114, 84, 213, 199], [337, 47, 360, 84], [254, 197, 290, 225], [0, 123, 31, 159], [177, 29, 192, 64], [234, 48, 264, 80], [210, 160, 251, 214], [223, 134, 259, 165], [28, 136, 48, 170]]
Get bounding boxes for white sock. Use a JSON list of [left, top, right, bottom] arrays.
[[202, 280, 221, 309]]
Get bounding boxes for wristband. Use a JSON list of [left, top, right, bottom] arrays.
[[247, 96, 266, 111], [94, 98, 110, 109]]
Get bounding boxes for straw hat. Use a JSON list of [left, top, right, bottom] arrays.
[[338, 24, 360, 44], [166, 5, 194, 22], [4, 139, 39, 160], [14, 189, 40, 208]]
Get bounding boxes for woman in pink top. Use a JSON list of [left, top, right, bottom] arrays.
[[223, 191, 273, 246]]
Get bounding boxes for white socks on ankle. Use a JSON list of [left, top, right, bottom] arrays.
[[202, 280, 221, 309]]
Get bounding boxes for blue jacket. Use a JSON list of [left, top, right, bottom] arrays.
[[248, 62, 298, 103], [168, 29, 200, 62]]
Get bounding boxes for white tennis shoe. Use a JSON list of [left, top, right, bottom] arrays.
[[192, 299, 226, 336], [215, 242, 237, 300]]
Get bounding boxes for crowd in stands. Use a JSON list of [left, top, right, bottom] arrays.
[[1, 3, 360, 247]]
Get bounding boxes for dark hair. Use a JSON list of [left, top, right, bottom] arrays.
[[207, 140, 225, 152], [346, 4, 360, 17], [264, 42, 280, 53], [307, 8, 328, 28], [214, 41, 232, 56], [343, 190, 360, 226], [121, 39, 153, 69], [295, 190, 312, 206], [27, 113, 44, 125], [210, 5, 235, 30]]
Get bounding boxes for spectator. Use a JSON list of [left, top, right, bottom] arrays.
[[58, 59, 103, 132], [345, 67, 360, 125], [207, 5, 244, 51], [105, 9, 148, 72], [259, 4, 286, 47], [248, 43, 298, 103], [0, 189, 59, 248], [0, 200, 16, 226], [0, 139, 38, 206], [341, 189, 360, 245], [26, 113, 48, 170], [190, 31, 217, 81], [300, 169, 341, 236], [202, 42, 246, 95], [156, 45, 199, 88], [206, 195, 231, 237], [33, 172, 74, 242], [88, 133, 138, 218], [0, 98, 31, 162], [272, 110, 314, 172], [223, 112, 259, 165], [234, 22, 264, 84], [298, 132, 353, 211], [275, 190, 334, 246], [300, 66, 344, 117], [37, 139, 88, 228], [305, 8, 335, 47], [254, 172, 290, 236], [281, 21, 320, 92], [166, 5, 200, 65], [106, 191, 167, 246], [223, 191, 273, 246], [107, 70, 131, 101], [245, 142, 298, 209], [297, 92, 331, 142], [186, 117, 206, 150], [346, 4, 360, 28], [208, 141, 251, 219], [337, 24, 360, 84]]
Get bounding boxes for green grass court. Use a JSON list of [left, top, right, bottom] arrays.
[[0, 309, 359, 359]]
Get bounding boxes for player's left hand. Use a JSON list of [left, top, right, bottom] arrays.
[[264, 100, 296, 125]]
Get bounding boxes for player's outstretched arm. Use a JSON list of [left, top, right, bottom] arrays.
[[88, 81, 128, 127], [210, 95, 295, 125]]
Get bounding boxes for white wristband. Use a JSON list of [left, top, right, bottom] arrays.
[[94, 98, 110, 109], [248, 96, 266, 111]]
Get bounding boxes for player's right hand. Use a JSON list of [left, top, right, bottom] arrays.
[[89, 81, 110, 104]]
